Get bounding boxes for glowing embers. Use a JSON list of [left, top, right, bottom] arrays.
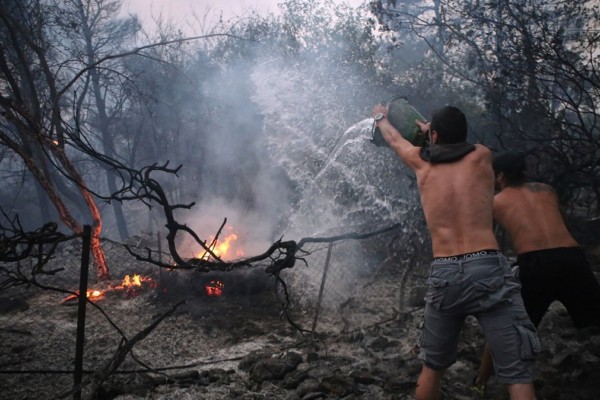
[[62, 290, 106, 303], [204, 279, 224, 297]]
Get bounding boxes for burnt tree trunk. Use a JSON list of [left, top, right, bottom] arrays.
[[51, 145, 110, 280]]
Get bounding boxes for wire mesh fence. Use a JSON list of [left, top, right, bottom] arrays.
[[0, 221, 431, 399], [281, 226, 431, 335], [0, 227, 168, 399]]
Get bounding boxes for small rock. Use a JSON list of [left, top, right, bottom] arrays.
[[306, 365, 334, 380], [250, 358, 299, 382], [320, 374, 356, 396], [296, 378, 322, 398], [350, 369, 378, 385], [384, 375, 415, 394], [306, 352, 319, 363], [300, 392, 326, 400], [282, 369, 309, 390]]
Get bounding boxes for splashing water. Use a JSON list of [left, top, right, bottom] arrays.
[[284, 118, 420, 237], [251, 57, 421, 236], [250, 56, 428, 308]]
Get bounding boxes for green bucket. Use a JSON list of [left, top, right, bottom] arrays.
[[372, 96, 427, 147]]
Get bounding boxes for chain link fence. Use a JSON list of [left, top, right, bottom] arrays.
[[0, 220, 431, 399], [281, 224, 431, 335]]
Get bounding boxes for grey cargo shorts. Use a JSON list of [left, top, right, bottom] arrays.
[[420, 251, 540, 384]]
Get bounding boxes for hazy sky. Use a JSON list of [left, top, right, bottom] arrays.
[[122, 0, 279, 21], [121, 0, 365, 33]]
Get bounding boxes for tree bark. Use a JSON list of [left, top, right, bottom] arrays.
[[50, 146, 110, 280]]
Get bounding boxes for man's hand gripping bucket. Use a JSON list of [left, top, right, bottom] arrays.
[[371, 96, 427, 147]]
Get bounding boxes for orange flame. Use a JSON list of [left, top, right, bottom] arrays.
[[197, 231, 244, 261], [204, 280, 224, 296], [113, 274, 157, 298], [61, 274, 156, 303], [115, 274, 154, 289], [122, 274, 142, 287]]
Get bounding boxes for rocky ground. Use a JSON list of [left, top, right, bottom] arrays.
[[2, 284, 600, 400], [105, 297, 600, 400], [119, 305, 599, 400], [1, 239, 599, 400]]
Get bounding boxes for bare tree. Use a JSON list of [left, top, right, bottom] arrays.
[[66, 0, 141, 241], [0, 0, 242, 279], [371, 0, 600, 217], [0, 0, 110, 278]]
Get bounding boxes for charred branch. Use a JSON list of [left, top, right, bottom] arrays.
[[87, 301, 185, 395], [0, 214, 73, 290]]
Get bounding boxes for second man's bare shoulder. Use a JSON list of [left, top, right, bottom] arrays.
[[523, 182, 555, 194], [472, 144, 493, 161]]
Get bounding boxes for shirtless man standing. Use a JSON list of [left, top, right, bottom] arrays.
[[372, 105, 537, 400], [474, 151, 600, 388]]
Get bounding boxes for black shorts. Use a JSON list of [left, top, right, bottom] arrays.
[[516, 247, 600, 328]]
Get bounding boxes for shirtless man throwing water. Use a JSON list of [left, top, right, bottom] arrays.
[[372, 105, 538, 400]]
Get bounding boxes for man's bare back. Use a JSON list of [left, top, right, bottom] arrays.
[[372, 104, 499, 258], [493, 182, 578, 255], [412, 145, 499, 257]]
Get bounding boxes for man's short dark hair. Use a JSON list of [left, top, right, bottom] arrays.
[[492, 151, 527, 185], [430, 106, 468, 144]]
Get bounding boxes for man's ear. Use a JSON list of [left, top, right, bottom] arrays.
[[430, 130, 439, 144]]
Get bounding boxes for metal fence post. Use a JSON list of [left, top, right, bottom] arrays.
[[311, 242, 333, 335], [73, 225, 91, 400]]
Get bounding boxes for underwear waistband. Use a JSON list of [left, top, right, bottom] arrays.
[[433, 249, 500, 262]]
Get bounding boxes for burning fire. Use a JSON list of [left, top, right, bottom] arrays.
[[117, 274, 144, 288], [113, 273, 156, 297], [204, 279, 224, 297], [62, 273, 156, 303], [197, 229, 244, 261]]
